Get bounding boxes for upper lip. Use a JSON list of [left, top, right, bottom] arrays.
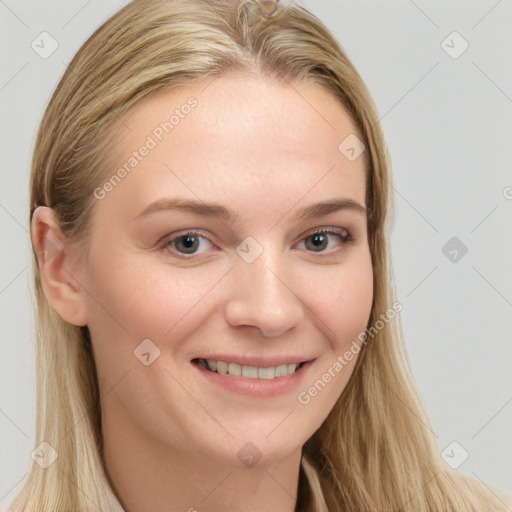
[[192, 355, 315, 367]]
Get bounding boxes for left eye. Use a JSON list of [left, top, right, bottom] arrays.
[[297, 228, 353, 253]]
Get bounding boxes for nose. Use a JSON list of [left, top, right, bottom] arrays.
[[224, 251, 304, 338]]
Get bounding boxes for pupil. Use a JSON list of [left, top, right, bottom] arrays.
[[308, 234, 327, 251], [179, 235, 198, 253]]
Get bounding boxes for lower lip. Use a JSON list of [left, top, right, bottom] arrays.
[[192, 360, 315, 398]]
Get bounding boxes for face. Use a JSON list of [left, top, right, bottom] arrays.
[[80, 72, 373, 468]]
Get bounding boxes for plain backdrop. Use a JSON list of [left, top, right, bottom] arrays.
[[1, 0, 511, 507]]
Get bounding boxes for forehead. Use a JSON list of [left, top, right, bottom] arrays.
[[101, 72, 367, 219]]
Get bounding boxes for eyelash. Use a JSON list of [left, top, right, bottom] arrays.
[[158, 227, 354, 257]]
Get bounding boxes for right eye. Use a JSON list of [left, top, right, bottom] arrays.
[[159, 231, 215, 256]]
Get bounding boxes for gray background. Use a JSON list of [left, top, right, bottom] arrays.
[[1, 0, 511, 507]]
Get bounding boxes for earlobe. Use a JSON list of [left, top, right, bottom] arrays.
[[30, 206, 88, 326]]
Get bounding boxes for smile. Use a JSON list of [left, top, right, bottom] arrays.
[[194, 358, 306, 380]]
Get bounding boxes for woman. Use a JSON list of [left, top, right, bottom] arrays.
[[9, 0, 511, 510]]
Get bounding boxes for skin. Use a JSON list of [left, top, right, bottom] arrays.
[[32, 72, 373, 512]]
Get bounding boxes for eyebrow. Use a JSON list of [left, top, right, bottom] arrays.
[[134, 197, 366, 222]]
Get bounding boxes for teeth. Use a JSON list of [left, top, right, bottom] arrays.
[[198, 359, 301, 379], [287, 363, 297, 374], [275, 364, 288, 377], [228, 362, 241, 376], [258, 366, 275, 379], [242, 365, 258, 378]]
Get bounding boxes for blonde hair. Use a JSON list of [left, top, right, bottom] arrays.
[[10, 1, 511, 510]]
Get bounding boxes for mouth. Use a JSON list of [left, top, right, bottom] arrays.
[[192, 358, 307, 380]]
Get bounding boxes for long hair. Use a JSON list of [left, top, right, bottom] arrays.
[[10, 1, 511, 510]]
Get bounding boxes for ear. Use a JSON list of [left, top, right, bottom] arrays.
[[30, 206, 88, 326]]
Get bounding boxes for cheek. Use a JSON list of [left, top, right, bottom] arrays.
[[302, 255, 374, 350], [84, 254, 233, 410], [335, 267, 374, 350], [293, 258, 373, 423], [85, 249, 230, 348]]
